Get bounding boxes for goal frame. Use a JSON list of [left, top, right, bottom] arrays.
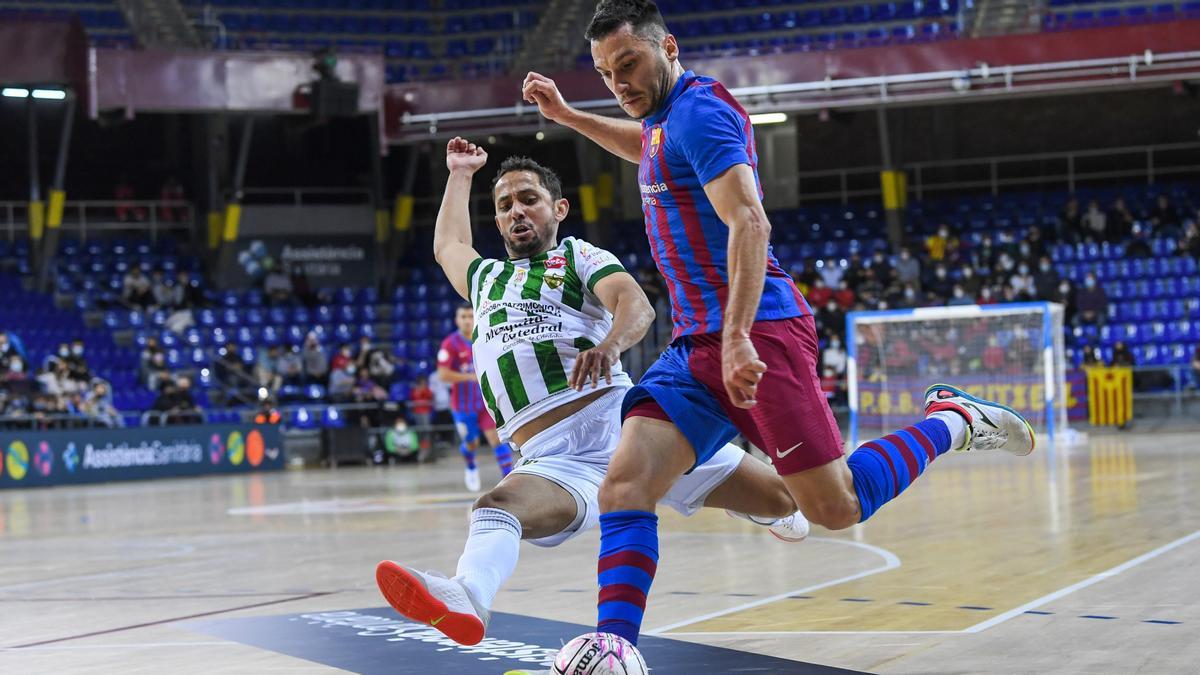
[[846, 301, 1066, 450]]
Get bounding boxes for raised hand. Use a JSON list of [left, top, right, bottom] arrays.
[[446, 136, 488, 175], [521, 72, 572, 123]]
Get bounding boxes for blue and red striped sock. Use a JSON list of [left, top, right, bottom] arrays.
[[847, 418, 953, 522], [595, 510, 658, 646], [494, 443, 514, 476], [459, 442, 476, 470]]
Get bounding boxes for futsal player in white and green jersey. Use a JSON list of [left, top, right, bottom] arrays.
[[375, 137, 809, 647]]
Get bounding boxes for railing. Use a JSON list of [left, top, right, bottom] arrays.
[[1130, 364, 1198, 416], [225, 187, 373, 206], [0, 200, 195, 242], [794, 140, 1200, 204]]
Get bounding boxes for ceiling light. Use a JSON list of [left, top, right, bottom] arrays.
[[2, 88, 29, 98], [750, 112, 788, 125], [31, 89, 66, 100]]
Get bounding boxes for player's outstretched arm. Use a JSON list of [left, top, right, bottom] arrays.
[[521, 72, 642, 165], [569, 272, 654, 391], [434, 137, 487, 301], [705, 163, 770, 409]]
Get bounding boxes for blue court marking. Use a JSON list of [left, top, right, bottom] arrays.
[[1079, 615, 1117, 620], [840, 598, 873, 603], [725, 592, 757, 597], [897, 601, 932, 606], [555, 589, 586, 593], [1023, 610, 1054, 615], [788, 595, 814, 599], [667, 591, 701, 595], [184, 606, 868, 674], [957, 605, 993, 611], [1144, 619, 1181, 625]]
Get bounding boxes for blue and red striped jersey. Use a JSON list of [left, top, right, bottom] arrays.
[[437, 331, 485, 414], [638, 70, 810, 339]]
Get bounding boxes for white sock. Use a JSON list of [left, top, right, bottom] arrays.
[[454, 507, 522, 610], [929, 410, 968, 451]]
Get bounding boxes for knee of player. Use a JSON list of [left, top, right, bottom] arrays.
[[597, 477, 650, 513], [803, 498, 859, 530], [472, 489, 512, 513]]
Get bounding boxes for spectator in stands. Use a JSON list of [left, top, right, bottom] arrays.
[[144, 350, 171, 392], [381, 417, 420, 464], [819, 258, 843, 288], [153, 375, 201, 425], [328, 363, 356, 401], [1110, 341, 1135, 367], [278, 345, 305, 386], [982, 336, 1006, 372], [255, 345, 283, 392], [1108, 197, 1135, 242], [175, 270, 205, 309], [1010, 262, 1036, 301], [408, 374, 434, 428], [263, 264, 293, 305], [64, 340, 91, 385], [926, 263, 953, 301], [0, 332, 20, 365], [114, 173, 145, 223], [122, 267, 154, 308], [1126, 223, 1153, 258], [1181, 221, 1200, 260], [1075, 273, 1108, 327], [151, 270, 173, 308], [1082, 345, 1102, 367], [289, 263, 319, 308], [1053, 280, 1076, 325], [1034, 256, 1060, 300], [947, 284, 974, 306], [819, 366, 843, 406], [894, 246, 921, 290], [821, 335, 847, 378], [976, 285, 998, 306], [868, 250, 893, 285], [367, 347, 397, 387], [140, 336, 164, 383], [215, 344, 253, 399], [3, 354, 28, 384], [842, 254, 865, 289], [894, 283, 922, 309], [83, 381, 123, 428], [159, 176, 186, 223], [925, 224, 956, 262], [1024, 225, 1048, 260], [855, 267, 885, 307], [1150, 194, 1180, 234], [817, 298, 845, 341], [789, 261, 817, 295], [1058, 196, 1082, 242], [1191, 346, 1200, 389], [959, 265, 981, 298], [806, 277, 832, 309], [330, 343, 354, 373], [1081, 199, 1107, 242], [833, 279, 856, 311], [353, 368, 388, 404], [302, 333, 329, 383]]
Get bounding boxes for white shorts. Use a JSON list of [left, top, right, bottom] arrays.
[[509, 387, 745, 547]]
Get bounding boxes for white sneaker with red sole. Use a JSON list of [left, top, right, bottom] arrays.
[[924, 383, 1036, 456], [375, 561, 490, 645], [726, 509, 810, 542]]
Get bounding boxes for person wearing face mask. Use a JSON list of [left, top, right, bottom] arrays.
[[1074, 274, 1108, 327], [1058, 196, 1082, 243], [1053, 279, 1076, 325], [66, 340, 91, 384], [925, 263, 952, 301], [869, 250, 894, 285], [896, 282, 922, 309], [1010, 263, 1035, 300], [1025, 226, 1047, 259], [4, 354, 28, 383], [926, 224, 954, 262], [894, 246, 921, 289], [1107, 197, 1135, 242], [821, 336, 847, 377], [947, 283, 974, 306], [330, 343, 354, 373], [328, 361, 357, 401], [959, 265, 982, 297], [1031, 256, 1059, 300], [806, 277, 833, 309], [819, 299, 845, 336], [833, 279, 856, 311], [977, 285, 997, 306]]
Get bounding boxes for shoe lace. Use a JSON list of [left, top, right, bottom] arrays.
[[971, 426, 1008, 451]]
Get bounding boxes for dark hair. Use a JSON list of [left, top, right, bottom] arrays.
[[584, 0, 668, 42], [490, 156, 563, 202], [456, 302, 473, 312]]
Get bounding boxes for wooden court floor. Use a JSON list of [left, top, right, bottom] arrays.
[[1, 430, 1198, 673]]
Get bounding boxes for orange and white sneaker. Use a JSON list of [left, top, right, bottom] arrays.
[[726, 510, 810, 542], [924, 384, 1035, 456], [375, 561, 489, 645]]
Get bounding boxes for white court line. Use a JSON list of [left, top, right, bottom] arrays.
[[665, 631, 958, 637], [962, 528, 1200, 633], [645, 537, 901, 635], [1, 641, 230, 652]]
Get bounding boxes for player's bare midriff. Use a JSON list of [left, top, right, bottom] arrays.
[[509, 386, 613, 447]]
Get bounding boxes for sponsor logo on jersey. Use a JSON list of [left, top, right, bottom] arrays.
[[545, 255, 567, 269]]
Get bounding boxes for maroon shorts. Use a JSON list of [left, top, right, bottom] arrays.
[[625, 316, 844, 475]]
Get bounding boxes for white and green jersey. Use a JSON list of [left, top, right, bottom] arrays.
[[466, 237, 632, 443]]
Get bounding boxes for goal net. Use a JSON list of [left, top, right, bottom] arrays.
[[847, 302, 1068, 450]]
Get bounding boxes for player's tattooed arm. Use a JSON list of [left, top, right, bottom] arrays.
[[522, 72, 642, 164], [435, 137, 487, 301], [570, 272, 653, 391], [705, 163, 771, 408]]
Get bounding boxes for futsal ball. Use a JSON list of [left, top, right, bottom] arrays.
[[551, 633, 648, 675]]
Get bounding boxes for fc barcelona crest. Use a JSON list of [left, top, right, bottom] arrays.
[[648, 126, 662, 158]]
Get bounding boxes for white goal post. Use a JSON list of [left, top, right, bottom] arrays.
[[846, 302, 1068, 450]]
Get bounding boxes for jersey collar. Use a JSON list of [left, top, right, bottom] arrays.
[[643, 69, 696, 127]]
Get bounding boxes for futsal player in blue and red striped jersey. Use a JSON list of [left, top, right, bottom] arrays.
[[437, 304, 513, 492], [523, 0, 1037, 648]]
